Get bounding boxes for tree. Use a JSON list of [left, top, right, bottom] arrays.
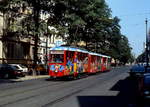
[[136, 52, 145, 63], [117, 35, 133, 64], [1, 0, 133, 65], [51, 0, 112, 49], [0, 0, 22, 35], [107, 17, 122, 58], [0, 0, 52, 66], [17, 0, 54, 66]]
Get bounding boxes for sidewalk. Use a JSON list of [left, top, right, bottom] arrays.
[[13, 75, 50, 81]]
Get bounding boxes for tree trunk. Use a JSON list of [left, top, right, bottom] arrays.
[[33, 1, 40, 68]]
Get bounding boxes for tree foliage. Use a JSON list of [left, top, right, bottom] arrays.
[[0, 0, 134, 64]]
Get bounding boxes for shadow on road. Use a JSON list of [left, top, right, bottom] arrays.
[[45, 77, 73, 82], [0, 78, 22, 84], [77, 77, 146, 107]]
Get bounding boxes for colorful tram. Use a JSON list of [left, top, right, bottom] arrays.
[[48, 46, 111, 79]]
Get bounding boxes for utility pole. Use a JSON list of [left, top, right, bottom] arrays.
[[145, 18, 148, 72]]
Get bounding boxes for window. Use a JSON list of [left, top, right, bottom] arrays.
[[43, 49, 46, 54], [50, 54, 64, 63], [66, 51, 75, 62], [49, 51, 64, 63], [7, 43, 14, 58]]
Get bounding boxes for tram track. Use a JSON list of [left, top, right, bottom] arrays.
[[0, 67, 129, 106], [0, 78, 88, 106], [0, 76, 92, 106], [0, 94, 39, 107], [0, 80, 67, 98], [42, 67, 129, 107], [42, 89, 83, 107], [0, 76, 89, 99], [0, 75, 103, 106], [0, 74, 94, 99], [0, 81, 69, 106]]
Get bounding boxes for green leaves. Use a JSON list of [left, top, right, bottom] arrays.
[[1, 0, 133, 64]]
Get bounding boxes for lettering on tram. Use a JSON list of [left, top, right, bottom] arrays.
[[48, 46, 111, 79]]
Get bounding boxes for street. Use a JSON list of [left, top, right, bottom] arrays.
[[0, 66, 140, 107]]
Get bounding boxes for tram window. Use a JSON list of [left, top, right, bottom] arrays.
[[66, 51, 74, 62], [50, 54, 64, 63], [108, 58, 111, 63], [97, 57, 101, 63], [80, 53, 88, 64], [103, 58, 106, 63], [78, 53, 82, 61], [91, 56, 95, 63]]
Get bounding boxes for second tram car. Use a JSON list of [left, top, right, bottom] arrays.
[[48, 46, 111, 79]]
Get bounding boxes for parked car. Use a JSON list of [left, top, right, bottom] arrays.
[[0, 64, 21, 78], [10, 64, 28, 75], [129, 64, 150, 77], [142, 73, 150, 98], [129, 65, 145, 77], [137, 73, 150, 101]]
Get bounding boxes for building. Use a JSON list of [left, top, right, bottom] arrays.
[[38, 35, 65, 64], [0, 12, 3, 64], [0, 9, 65, 66]]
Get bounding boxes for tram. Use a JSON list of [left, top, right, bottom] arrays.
[[48, 46, 111, 79]]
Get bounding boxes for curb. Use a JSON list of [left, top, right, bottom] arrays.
[[12, 75, 50, 81]]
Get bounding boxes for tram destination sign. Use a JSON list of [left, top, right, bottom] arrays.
[[50, 50, 64, 54]]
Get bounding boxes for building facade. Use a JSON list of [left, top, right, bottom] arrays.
[[0, 12, 3, 64], [0, 11, 65, 66]]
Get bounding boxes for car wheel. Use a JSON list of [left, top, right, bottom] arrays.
[[22, 74, 25, 77]]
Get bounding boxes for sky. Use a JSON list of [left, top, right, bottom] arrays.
[[105, 0, 150, 57]]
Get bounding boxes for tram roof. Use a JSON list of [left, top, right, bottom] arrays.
[[49, 46, 89, 53], [102, 55, 111, 58], [89, 52, 111, 58], [50, 46, 111, 58], [89, 52, 103, 57]]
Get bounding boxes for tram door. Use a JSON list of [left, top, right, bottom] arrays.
[[97, 56, 102, 72], [107, 58, 111, 70], [65, 51, 75, 75], [68, 52, 88, 74], [102, 57, 107, 71]]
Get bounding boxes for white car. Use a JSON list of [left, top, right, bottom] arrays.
[[10, 64, 28, 74]]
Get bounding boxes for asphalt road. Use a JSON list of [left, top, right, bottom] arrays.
[[0, 66, 141, 107]]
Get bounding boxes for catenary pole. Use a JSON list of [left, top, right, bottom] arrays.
[[145, 18, 148, 72]]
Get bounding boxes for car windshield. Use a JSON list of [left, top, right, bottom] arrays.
[[12, 65, 20, 69], [19, 65, 26, 68]]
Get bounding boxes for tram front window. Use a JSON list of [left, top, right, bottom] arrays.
[[50, 54, 64, 63]]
